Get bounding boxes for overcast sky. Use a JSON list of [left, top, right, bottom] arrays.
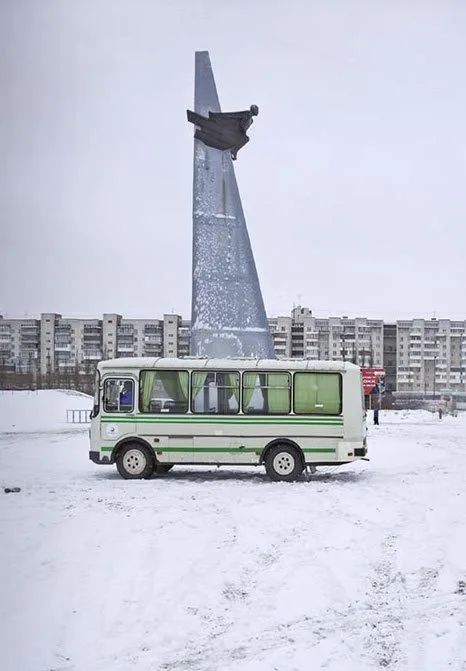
[[1, 0, 466, 322]]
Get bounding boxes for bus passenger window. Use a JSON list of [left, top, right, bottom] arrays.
[[104, 379, 134, 413], [139, 370, 188, 413], [242, 372, 291, 414], [293, 373, 342, 415], [191, 371, 239, 414]]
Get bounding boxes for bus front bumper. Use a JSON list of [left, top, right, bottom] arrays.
[[89, 450, 114, 465]]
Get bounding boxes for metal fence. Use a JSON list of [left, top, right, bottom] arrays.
[[66, 409, 91, 424]]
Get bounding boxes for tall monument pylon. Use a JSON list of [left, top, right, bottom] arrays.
[[189, 51, 275, 358]]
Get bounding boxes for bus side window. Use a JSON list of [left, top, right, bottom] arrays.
[[242, 372, 291, 415], [191, 371, 240, 414], [104, 378, 134, 413], [293, 373, 342, 415], [139, 370, 189, 414]]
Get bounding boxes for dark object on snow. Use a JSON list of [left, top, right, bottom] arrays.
[[373, 408, 379, 425], [455, 579, 465, 595], [4, 487, 21, 494], [187, 105, 259, 160]]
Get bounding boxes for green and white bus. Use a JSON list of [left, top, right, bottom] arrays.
[[89, 357, 367, 481]]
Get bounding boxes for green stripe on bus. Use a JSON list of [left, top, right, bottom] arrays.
[[101, 418, 343, 425], [102, 415, 342, 421], [100, 446, 335, 454]]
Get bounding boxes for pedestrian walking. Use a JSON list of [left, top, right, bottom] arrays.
[[374, 407, 379, 425]]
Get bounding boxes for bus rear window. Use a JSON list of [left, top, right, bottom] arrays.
[[293, 373, 342, 415]]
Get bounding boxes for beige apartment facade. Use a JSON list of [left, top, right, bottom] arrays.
[[397, 318, 466, 394], [1, 310, 465, 394]]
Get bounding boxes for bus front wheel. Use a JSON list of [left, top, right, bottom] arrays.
[[265, 444, 303, 482], [116, 443, 154, 480]]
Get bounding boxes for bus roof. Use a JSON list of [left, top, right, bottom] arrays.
[[97, 357, 360, 373]]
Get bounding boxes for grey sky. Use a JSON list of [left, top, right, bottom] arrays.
[[1, 0, 466, 321]]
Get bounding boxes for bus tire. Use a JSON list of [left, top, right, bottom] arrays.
[[265, 444, 303, 482], [155, 464, 173, 474], [116, 443, 154, 480]]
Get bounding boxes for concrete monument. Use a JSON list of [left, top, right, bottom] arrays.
[[188, 51, 275, 358]]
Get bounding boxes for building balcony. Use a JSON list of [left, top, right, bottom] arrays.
[[83, 341, 102, 349], [55, 344, 72, 352], [117, 345, 134, 353]]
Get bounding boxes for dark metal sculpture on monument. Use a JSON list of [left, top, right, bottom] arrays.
[[187, 105, 259, 160], [188, 51, 275, 359]]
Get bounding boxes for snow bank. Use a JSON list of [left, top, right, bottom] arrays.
[[0, 390, 92, 433]]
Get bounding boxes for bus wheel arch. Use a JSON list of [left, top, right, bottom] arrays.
[[113, 438, 155, 479], [111, 436, 153, 463], [261, 439, 305, 482]]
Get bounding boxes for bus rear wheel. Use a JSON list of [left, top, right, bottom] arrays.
[[116, 443, 154, 479], [265, 444, 303, 482]]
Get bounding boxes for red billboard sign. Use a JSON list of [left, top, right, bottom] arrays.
[[361, 367, 385, 395]]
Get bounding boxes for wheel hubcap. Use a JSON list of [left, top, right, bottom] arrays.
[[123, 448, 147, 476], [272, 451, 295, 476]]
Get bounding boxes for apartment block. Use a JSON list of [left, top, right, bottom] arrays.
[[0, 316, 40, 372], [397, 319, 466, 393], [274, 307, 384, 366], [383, 324, 397, 392], [163, 314, 190, 358], [268, 316, 292, 357], [1, 310, 465, 394], [0, 313, 188, 376], [103, 314, 164, 360]]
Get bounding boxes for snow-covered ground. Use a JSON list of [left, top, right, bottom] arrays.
[[0, 389, 92, 433], [0, 392, 465, 671]]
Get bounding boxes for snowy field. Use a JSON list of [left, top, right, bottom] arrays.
[[0, 391, 465, 671]]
